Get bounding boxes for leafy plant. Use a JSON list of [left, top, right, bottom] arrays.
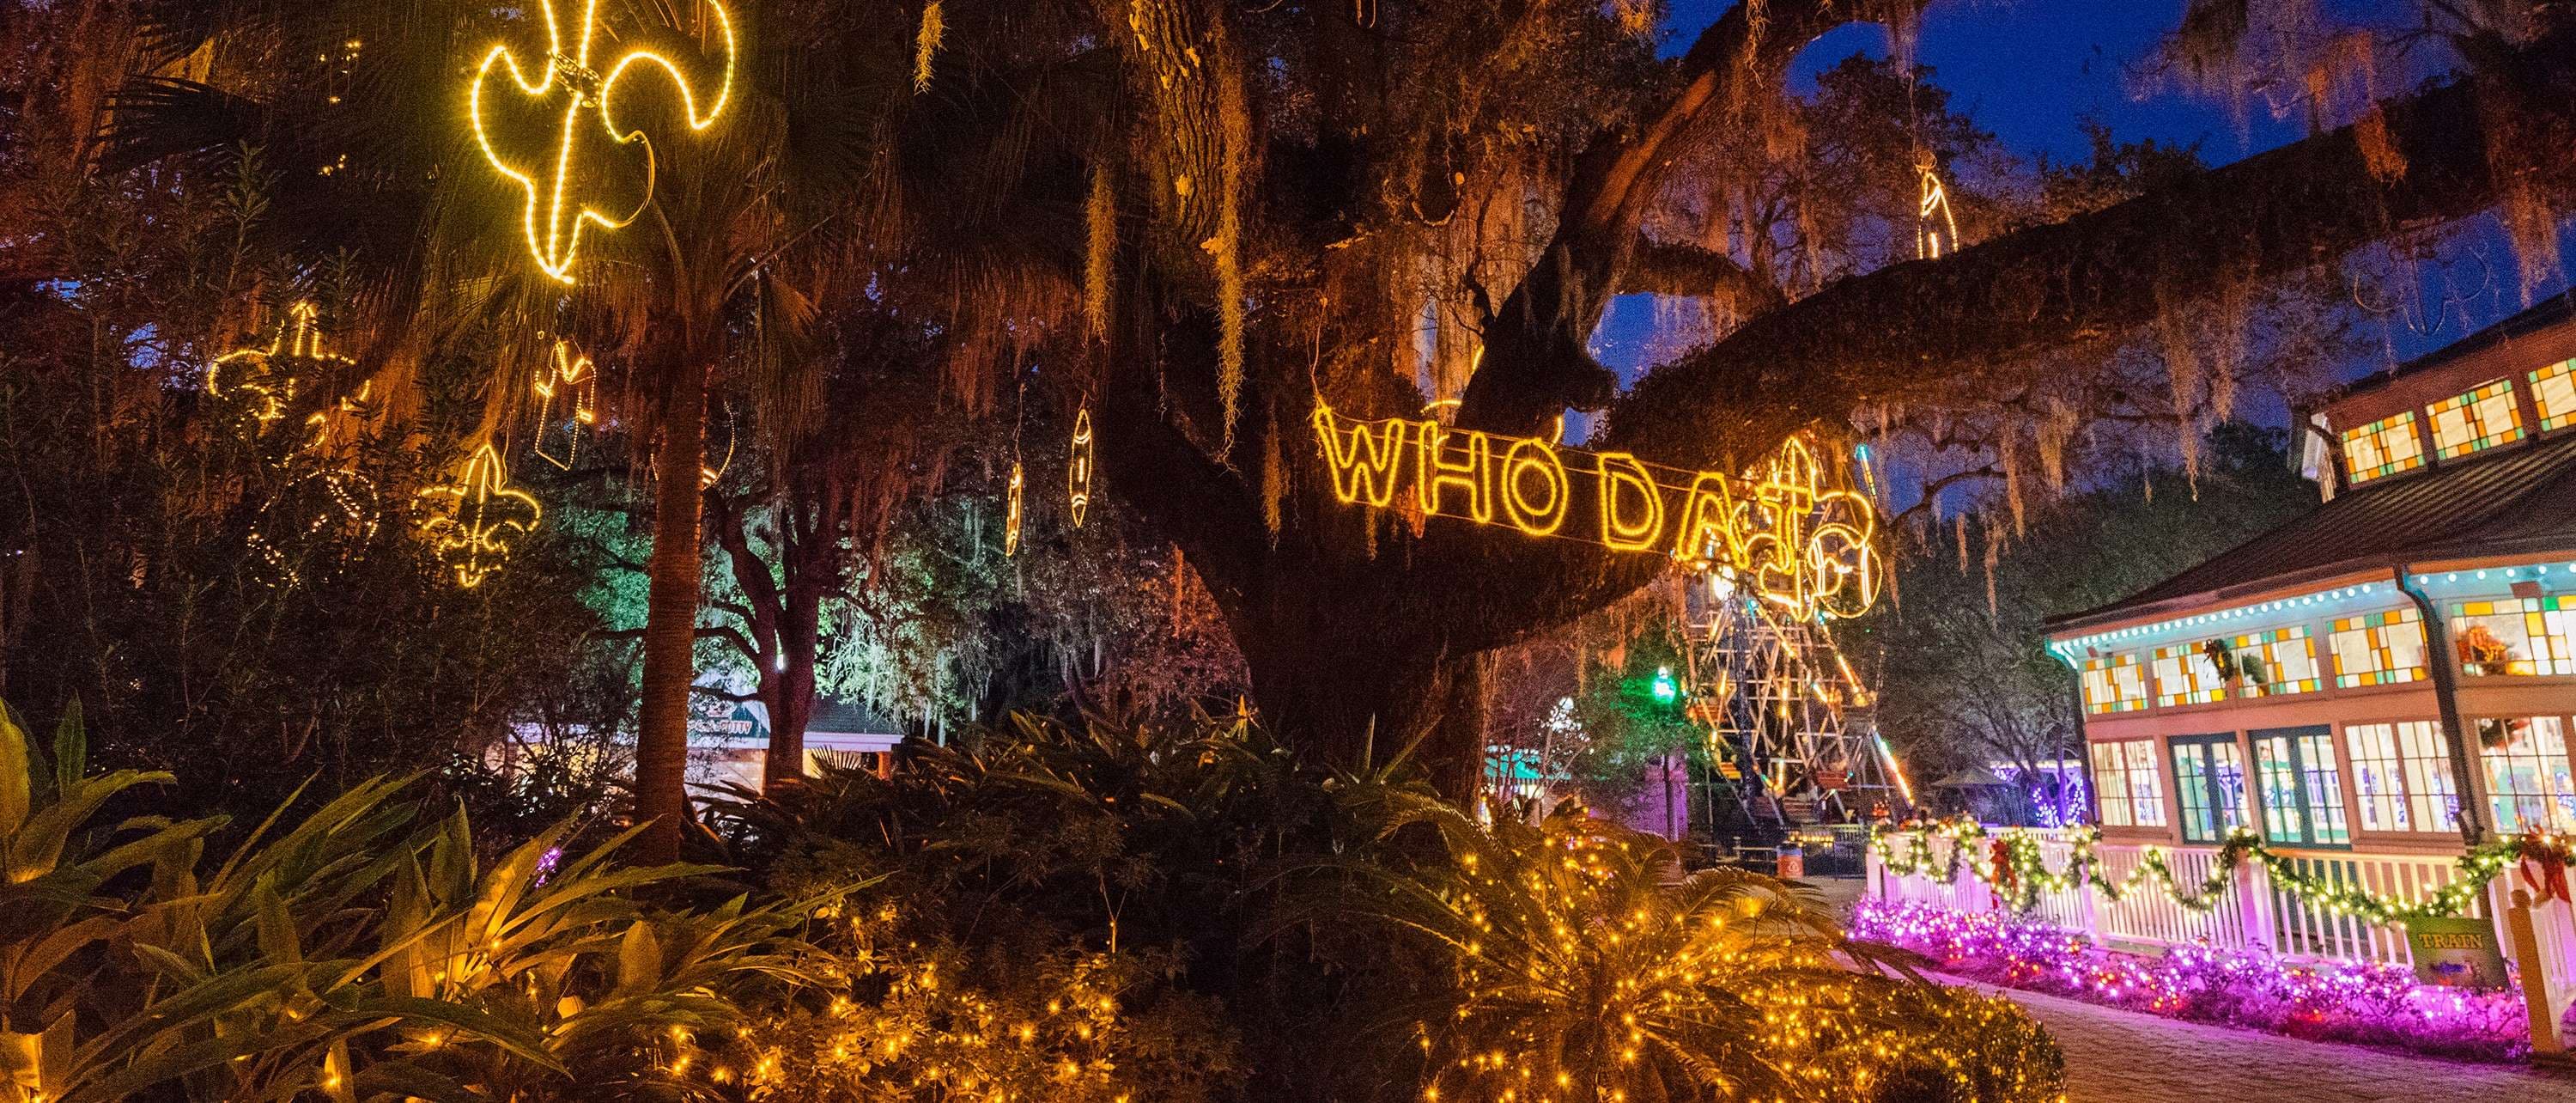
[[0, 704, 814, 1103], [1303, 788, 2067, 1103]]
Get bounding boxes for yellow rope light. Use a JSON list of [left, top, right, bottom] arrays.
[[1004, 461, 1024, 556], [469, 0, 737, 283], [531, 338, 598, 470], [417, 444, 544, 588], [209, 301, 355, 442], [1066, 406, 1094, 527], [1310, 405, 1883, 619]]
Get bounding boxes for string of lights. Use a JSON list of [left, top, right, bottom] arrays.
[[1871, 820, 2573, 923]]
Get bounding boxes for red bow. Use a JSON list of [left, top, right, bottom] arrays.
[[1990, 838, 2016, 894], [2521, 845, 2572, 906]]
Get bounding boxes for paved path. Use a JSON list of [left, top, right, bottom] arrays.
[[1995, 984, 2576, 1102]]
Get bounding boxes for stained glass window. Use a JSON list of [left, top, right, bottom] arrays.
[[2218, 626, 2322, 697], [2427, 378, 2525, 460], [2172, 735, 2248, 844], [2535, 359, 2576, 433], [2451, 596, 2576, 676], [2080, 653, 2150, 715], [2255, 728, 2349, 846], [2339, 411, 2424, 484], [2328, 607, 2428, 687], [2089, 739, 2167, 828], [2151, 642, 2230, 707], [2477, 716, 2576, 833], [2342, 721, 2458, 833]]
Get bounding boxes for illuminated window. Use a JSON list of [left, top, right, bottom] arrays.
[[2338, 411, 2424, 484], [2089, 739, 2167, 828], [2451, 596, 2576, 676], [2254, 727, 2348, 846], [2215, 626, 2322, 697], [2342, 721, 2458, 833], [2427, 378, 2524, 460], [2328, 607, 2428, 687], [2172, 734, 2248, 844], [2151, 642, 2232, 707], [2476, 716, 2576, 832], [2534, 359, 2576, 432], [2080, 653, 2150, 715]]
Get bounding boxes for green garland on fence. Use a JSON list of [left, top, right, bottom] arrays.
[[1868, 820, 2570, 923]]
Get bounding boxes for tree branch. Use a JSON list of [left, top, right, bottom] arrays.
[[1613, 27, 2576, 471], [1620, 237, 1787, 312]]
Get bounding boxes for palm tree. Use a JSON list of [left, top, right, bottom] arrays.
[[97, 0, 915, 860]]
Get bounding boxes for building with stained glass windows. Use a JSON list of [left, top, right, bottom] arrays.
[[2535, 358, 2576, 432], [2338, 411, 2424, 484], [2427, 378, 2526, 460], [2046, 297, 2576, 861]]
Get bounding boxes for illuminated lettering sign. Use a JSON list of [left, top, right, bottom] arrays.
[[470, 0, 737, 283], [1311, 405, 1880, 619]]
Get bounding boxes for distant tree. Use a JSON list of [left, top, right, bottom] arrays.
[[1859, 423, 2318, 822]]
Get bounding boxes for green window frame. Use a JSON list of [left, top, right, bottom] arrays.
[[2170, 734, 2249, 844], [2252, 726, 2351, 847]]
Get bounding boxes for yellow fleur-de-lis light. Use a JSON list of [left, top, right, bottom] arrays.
[[532, 339, 599, 469], [1066, 406, 1094, 528], [469, 0, 737, 283], [210, 301, 355, 440], [417, 444, 544, 588]]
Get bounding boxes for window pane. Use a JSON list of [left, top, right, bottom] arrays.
[[2397, 721, 2461, 832], [2300, 732, 2349, 844], [2427, 378, 2525, 460], [2534, 359, 2576, 433], [2340, 411, 2425, 483], [2256, 735, 2306, 844], [2329, 608, 2428, 687], [2452, 598, 2576, 676], [2345, 722, 2407, 832], [2479, 716, 2576, 832], [2090, 742, 2131, 827], [2125, 738, 2167, 827], [2081, 653, 2150, 714]]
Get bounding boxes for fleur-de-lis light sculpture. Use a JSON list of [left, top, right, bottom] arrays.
[[532, 338, 599, 469], [1066, 405, 1094, 528], [417, 444, 544, 588], [209, 301, 355, 442], [470, 0, 737, 283]]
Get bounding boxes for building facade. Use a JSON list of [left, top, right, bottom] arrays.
[[2049, 297, 2576, 855]]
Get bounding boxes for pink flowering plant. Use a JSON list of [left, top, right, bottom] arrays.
[[1852, 899, 2539, 1060]]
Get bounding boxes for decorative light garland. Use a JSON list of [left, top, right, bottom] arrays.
[[1872, 820, 2572, 923], [1310, 405, 1882, 619], [416, 444, 544, 588], [469, 0, 738, 283]]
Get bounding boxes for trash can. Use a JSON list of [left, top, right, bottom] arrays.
[[1775, 843, 1804, 880]]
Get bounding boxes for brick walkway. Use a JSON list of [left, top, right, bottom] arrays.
[[1996, 984, 2576, 1102]]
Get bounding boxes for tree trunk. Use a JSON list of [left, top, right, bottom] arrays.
[[760, 589, 821, 791], [630, 334, 710, 865]]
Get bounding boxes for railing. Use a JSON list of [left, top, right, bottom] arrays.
[[1865, 827, 2576, 1054]]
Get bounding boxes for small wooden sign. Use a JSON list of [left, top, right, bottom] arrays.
[[2403, 917, 2509, 990]]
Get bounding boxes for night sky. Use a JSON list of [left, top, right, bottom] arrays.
[[1594, 1, 2567, 422]]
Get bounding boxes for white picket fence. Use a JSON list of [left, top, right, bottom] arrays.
[[1864, 828, 2576, 1052]]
